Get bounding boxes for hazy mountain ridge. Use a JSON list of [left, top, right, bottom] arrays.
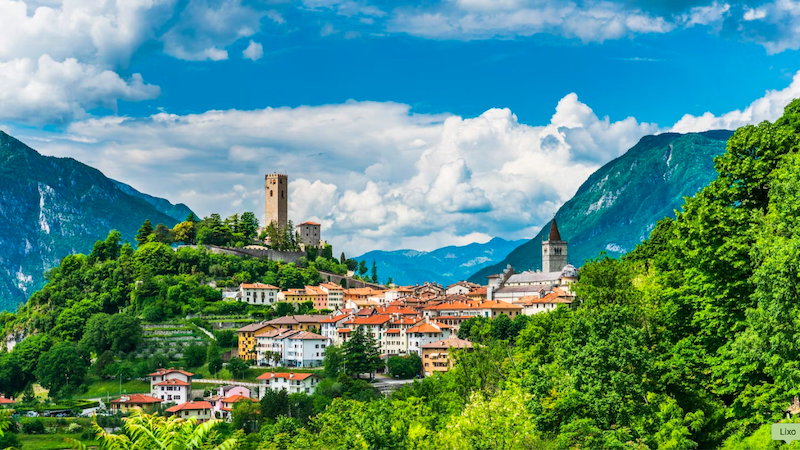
[[0, 131, 193, 311], [355, 237, 526, 286], [468, 130, 733, 283]]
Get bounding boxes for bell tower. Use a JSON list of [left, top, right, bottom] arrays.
[[265, 173, 288, 229], [542, 218, 568, 273]]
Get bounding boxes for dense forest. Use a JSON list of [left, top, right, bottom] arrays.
[[5, 100, 800, 449]]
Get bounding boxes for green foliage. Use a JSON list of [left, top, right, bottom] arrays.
[[182, 344, 207, 368], [342, 326, 383, 378], [35, 342, 88, 399], [387, 353, 422, 379], [226, 357, 249, 380]]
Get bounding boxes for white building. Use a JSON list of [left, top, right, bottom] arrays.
[[239, 283, 280, 305], [283, 331, 329, 367], [343, 315, 393, 352], [319, 283, 345, 310], [148, 368, 193, 403], [257, 372, 321, 397], [514, 287, 574, 315], [320, 313, 350, 344], [445, 282, 478, 296], [406, 321, 451, 356]]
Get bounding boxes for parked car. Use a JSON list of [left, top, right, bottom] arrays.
[[25, 411, 38, 417], [55, 412, 68, 417]]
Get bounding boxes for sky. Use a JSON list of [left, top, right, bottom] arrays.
[[3, 0, 800, 256]]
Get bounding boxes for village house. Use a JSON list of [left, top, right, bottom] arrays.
[[304, 285, 329, 311], [513, 287, 574, 315], [207, 385, 252, 419], [445, 281, 480, 296], [407, 320, 452, 356], [109, 394, 162, 413], [219, 394, 258, 421], [280, 288, 319, 304], [0, 394, 14, 408], [421, 337, 473, 376], [238, 283, 280, 305], [237, 322, 274, 360], [319, 283, 345, 310], [422, 298, 523, 324], [343, 314, 394, 352], [320, 313, 351, 344], [257, 372, 321, 397], [149, 368, 193, 403], [467, 287, 487, 301], [256, 329, 330, 367], [166, 401, 213, 423]]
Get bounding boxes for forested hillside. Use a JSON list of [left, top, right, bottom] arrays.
[[469, 130, 732, 283], [0, 131, 193, 311]]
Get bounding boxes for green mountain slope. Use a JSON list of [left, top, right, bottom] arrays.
[[468, 130, 733, 284], [0, 131, 192, 311], [354, 237, 526, 286]]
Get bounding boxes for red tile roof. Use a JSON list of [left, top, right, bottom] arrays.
[[240, 283, 279, 289], [166, 401, 212, 412], [147, 368, 194, 377], [297, 221, 321, 226], [256, 372, 318, 381], [155, 379, 191, 387], [385, 329, 401, 334], [222, 394, 257, 404], [0, 396, 14, 405], [338, 328, 352, 334], [110, 394, 162, 404], [407, 323, 447, 334], [345, 314, 393, 326], [320, 314, 349, 324]]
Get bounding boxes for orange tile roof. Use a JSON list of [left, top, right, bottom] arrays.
[[256, 372, 317, 381], [148, 368, 194, 377], [385, 329, 401, 334], [320, 282, 344, 290], [422, 337, 474, 350], [222, 394, 257, 404], [241, 283, 279, 289], [305, 285, 327, 295], [166, 401, 212, 412], [345, 314, 393, 326], [423, 299, 522, 311], [407, 323, 446, 334], [297, 221, 321, 226], [514, 293, 572, 305], [155, 379, 191, 387], [320, 314, 349, 324], [110, 394, 162, 404], [0, 396, 14, 404], [338, 328, 352, 333]]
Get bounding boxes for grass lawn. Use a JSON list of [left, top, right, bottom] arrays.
[[17, 433, 98, 450], [79, 377, 151, 399]]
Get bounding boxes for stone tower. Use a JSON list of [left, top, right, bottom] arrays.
[[542, 218, 568, 273], [265, 173, 288, 230]]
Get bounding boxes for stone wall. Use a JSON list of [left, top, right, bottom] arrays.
[[177, 245, 305, 264]]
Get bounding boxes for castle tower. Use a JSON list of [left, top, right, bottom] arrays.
[[265, 173, 288, 230], [542, 218, 568, 273]]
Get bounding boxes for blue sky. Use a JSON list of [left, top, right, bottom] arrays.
[[3, 0, 800, 255]]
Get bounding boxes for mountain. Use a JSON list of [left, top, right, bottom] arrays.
[[0, 131, 192, 312], [112, 180, 193, 223], [355, 237, 527, 287], [468, 130, 734, 284]]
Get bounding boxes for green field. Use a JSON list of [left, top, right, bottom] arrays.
[[17, 433, 98, 450], [79, 377, 151, 399]]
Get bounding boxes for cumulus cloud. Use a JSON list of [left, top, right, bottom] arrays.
[[21, 94, 659, 255], [243, 40, 264, 61], [671, 70, 800, 132], [0, 56, 160, 124]]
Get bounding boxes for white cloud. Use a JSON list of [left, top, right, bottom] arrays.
[[242, 40, 264, 61], [0, 55, 160, 124], [21, 94, 658, 255], [671, 70, 800, 132]]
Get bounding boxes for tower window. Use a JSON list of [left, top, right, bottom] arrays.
[[270, 191, 273, 197]]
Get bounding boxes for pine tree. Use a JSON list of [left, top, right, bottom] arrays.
[[340, 252, 346, 264], [186, 212, 200, 223], [342, 326, 383, 378], [135, 220, 154, 246], [371, 260, 378, 283]]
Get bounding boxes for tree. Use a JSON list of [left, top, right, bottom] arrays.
[[153, 223, 172, 244], [226, 357, 249, 380], [135, 219, 154, 246], [323, 345, 344, 378], [35, 342, 88, 399], [340, 252, 346, 264], [358, 260, 368, 277], [231, 399, 260, 431], [342, 326, 383, 378], [260, 388, 289, 423], [183, 344, 207, 368], [371, 260, 378, 283], [207, 342, 224, 375], [387, 353, 422, 379], [173, 221, 196, 245], [66, 412, 238, 450], [107, 314, 143, 354], [239, 212, 259, 241], [80, 313, 111, 354]]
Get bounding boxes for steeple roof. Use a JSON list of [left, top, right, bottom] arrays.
[[548, 219, 562, 241]]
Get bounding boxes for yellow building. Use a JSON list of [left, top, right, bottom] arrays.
[[282, 288, 318, 304], [421, 337, 473, 377], [109, 394, 162, 413], [237, 322, 275, 360]]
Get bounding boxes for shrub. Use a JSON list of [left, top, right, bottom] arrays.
[[21, 417, 46, 434]]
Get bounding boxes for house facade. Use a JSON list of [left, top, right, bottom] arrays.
[[421, 337, 473, 376], [148, 368, 193, 403], [239, 283, 280, 305], [257, 372, 321, 397]]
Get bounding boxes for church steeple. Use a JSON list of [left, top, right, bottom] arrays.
[[542, 218, 568, 273], [548, 218, 562, 241]]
